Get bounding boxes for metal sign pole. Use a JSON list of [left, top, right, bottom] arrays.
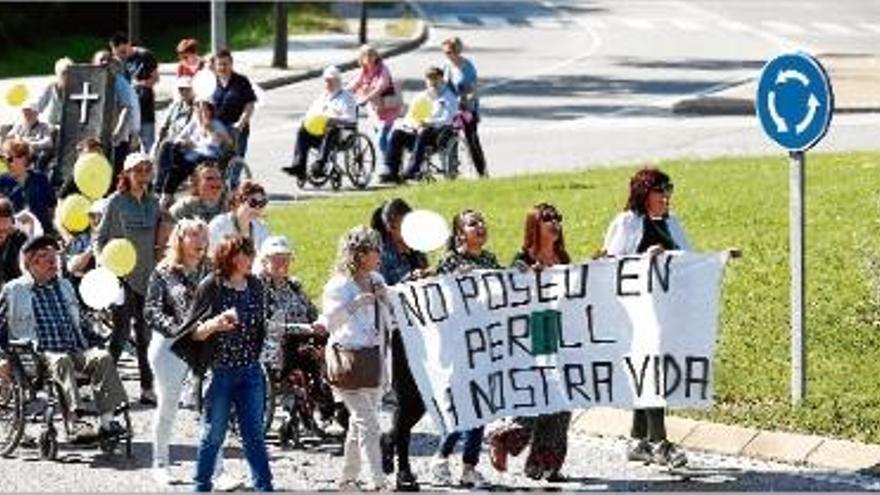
[[790, 150, 806, 404]]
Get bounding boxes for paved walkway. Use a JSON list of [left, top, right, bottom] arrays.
[[673, 53, 880, 115]]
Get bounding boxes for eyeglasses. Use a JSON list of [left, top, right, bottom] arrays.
[[651, 183, 675, 194], [541, 211, 563, 223], [247, 197, 268, 209], [464, 218, 485, 228]]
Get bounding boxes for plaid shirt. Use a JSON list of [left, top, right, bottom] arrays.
[[31, 280, 88, 353]]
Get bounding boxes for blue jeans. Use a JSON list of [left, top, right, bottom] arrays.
[[377, 122, 393, 155], [439, 426, 484, 466], [194, 363, 273, 492], [140, 122, 156, 154]]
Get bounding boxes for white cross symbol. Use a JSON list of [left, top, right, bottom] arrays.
[[70, 81, 100, 124]]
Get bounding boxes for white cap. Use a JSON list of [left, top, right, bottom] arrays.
[[88, 198, 108, 215], [322, 65, 341, 80], [260, 235, 294, 257], [176, 76, 193, 88], [22, 101, 39, 112], [123, 151, 152, 171]]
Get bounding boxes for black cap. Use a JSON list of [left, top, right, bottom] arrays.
[[21, 235, 58, 255]]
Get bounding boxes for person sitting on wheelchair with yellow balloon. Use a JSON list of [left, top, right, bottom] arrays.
[[381, 66, 457, 184], [282, 66, 357, 181]]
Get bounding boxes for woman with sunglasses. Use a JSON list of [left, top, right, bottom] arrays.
[[601, 167, 690, 468], [488, 203, 572, 482], [208, 180, 270, 261], [0, 138, 56, 236], [430, 209, 499, 489]]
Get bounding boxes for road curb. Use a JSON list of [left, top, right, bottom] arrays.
[[571, 407, 880, 472], [256, 2, 430, 91]]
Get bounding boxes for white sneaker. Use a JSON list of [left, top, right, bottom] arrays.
[[151, 466, 174, 486], [460, 468, 489, 489], [431, 457, 453, 486], [213, 472, 244, 492]]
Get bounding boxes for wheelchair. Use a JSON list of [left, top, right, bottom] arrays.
[[296, 118, 376, 192], [262, 324, 348, 449], [152, 134, 252, 197], [0, 342, 132, 461]]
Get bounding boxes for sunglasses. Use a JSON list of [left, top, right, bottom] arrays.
[[541, 211, 563, 223], [247, 197, 268, 209], [651, 183, 675, 194]]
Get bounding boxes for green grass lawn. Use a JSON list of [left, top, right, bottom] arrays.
[[265, 151, 880, 444], [0, 3, 345, 78]]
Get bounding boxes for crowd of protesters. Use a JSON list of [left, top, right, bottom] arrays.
[[0, 28, 716, 494]]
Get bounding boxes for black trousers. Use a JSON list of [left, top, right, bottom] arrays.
[[385, 127, 440, 179], [290, 126, 340, 177], [109, 286, 153, 392], [631, 407, 667, 442], [461, 115, 487, 176], [387, 330, 425, 473]]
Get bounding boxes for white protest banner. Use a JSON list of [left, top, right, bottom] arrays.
[[388, 252, 728, 434]]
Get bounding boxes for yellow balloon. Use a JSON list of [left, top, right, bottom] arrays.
[[100, 238, 137, 277], [5, 84, 29, 107], [406, 95, 432, 125], [73, 152, 112, 200], [0, 157, 7, 175], [58, 194, 91, 233], [304, 112, 328, 136]]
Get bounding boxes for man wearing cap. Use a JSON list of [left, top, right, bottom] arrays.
[[0, 235, 128, 440], [63, 197, 107, 288], [95, 151, 166, 405], [282, 66, 357, 181], [9, 102, 54, 174]]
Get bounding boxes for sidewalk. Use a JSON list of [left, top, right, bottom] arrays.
[[572, 407, 880, 473], [0, 1, 428, 124], [673, 53, 880, 115]]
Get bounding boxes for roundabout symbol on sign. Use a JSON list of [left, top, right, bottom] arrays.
[[756, 52, 833, 152]]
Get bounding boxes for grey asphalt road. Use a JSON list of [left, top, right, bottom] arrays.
[[246, 0, 880, 200], [2, 357, 879, 492]]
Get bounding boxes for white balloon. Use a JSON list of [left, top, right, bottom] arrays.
[[79, 267, 122, 310], [192, 69, 217, 101], [401, 209, 450, 252]]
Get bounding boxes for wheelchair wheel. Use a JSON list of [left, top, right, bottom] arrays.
[[0, 371, 25, 457], [344, 133, 376, 190], [38, 427, 58, 460]]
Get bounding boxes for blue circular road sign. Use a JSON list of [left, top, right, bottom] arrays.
[[756, 53, 833, 152]]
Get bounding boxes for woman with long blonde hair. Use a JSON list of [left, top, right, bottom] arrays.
[[144, 218, 212, 486]]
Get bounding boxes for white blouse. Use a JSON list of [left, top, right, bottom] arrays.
[[602, 210, 691, 256], [320, 271, 390, 350]]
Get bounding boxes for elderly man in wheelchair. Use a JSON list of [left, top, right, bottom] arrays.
[[381, 66, 458, 184], [0, 236, 128, 447], [282, 66, 358, 182]]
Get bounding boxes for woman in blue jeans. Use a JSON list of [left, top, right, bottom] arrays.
[[173, 234, 273, 492], [430, 209, 500, 489]]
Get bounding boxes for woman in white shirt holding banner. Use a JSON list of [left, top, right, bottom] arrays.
[[601, 167, 690, 468]]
